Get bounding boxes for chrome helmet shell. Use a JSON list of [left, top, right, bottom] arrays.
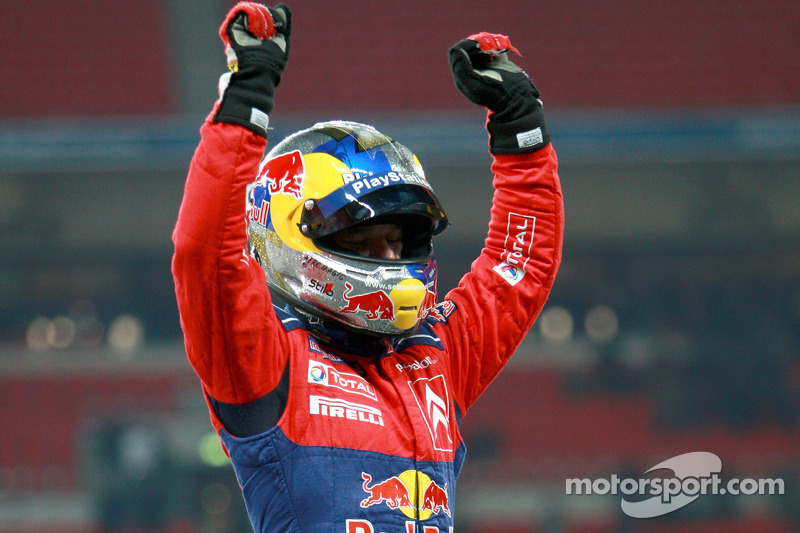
[[247, 121, 448, 337]]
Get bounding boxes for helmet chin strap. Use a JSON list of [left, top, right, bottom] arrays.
[[268, 289, 394, 358]]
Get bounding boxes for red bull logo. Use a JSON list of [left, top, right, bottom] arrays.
[[249, 198, 270, 226], [261, 149, 305, 200], [340, 283, 395, 320], [346, 519, 452, 533], [420, 289, 437, 318], [437, 301, 456, 322], [360, 473, 413, 510], [421, 480, 450, 518], [360, 470, 450, 520]]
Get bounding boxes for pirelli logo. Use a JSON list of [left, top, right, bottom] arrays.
[[309, 395, 385, 427]]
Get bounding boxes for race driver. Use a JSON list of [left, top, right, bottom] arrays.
[[171, 2, 564, 531]]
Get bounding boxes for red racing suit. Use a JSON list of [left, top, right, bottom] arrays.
[[172, 118, 563, 532]]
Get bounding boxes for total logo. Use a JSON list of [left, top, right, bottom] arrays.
[[492, 261, 525, 286], [347, 470, 451, 532], [308, 360, 377, 401], [501, 212, 535, 269], [493, 212, 535, 286]]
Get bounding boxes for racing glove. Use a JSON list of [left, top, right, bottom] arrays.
[[213, 2, 292, 137], [449, 32, 550, 155]]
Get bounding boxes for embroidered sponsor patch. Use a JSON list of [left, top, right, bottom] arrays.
[[308, 360, 377, 401], [426, 300, 456, 323], [495, 212, 535, 284], [308, 337, 344, 362], [309, 395, 384, 426], [407, 375, 453, 452], [493, 261, 525, 286]]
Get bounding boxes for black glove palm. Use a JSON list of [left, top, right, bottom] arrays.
[[449, 34, 549, 154]]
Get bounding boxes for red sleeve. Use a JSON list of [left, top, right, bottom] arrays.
[[171, 119, 288, 405], [436, 144, 563, 414]]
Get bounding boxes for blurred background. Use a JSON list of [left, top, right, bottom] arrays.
[[1, 1, 799, 532]]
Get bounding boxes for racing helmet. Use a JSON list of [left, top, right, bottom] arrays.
[[247, 120, 448, 338]]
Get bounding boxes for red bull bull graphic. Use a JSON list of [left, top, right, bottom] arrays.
[[421, 480, 450, 518], [420, 289, 437, 318], [435, 300, 456, 322], [340, 283, 395, 320], [424, 297, 456, 324], [360, 470, 450, 521], [261, 149, 305, 200], [360, 473, 413, 510]]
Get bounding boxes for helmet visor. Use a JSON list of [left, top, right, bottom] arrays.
[[300, 178, 448, 241]]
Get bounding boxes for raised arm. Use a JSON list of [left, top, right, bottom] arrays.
[[171, 3, 292, 408], [437, 33, 564, 413]]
